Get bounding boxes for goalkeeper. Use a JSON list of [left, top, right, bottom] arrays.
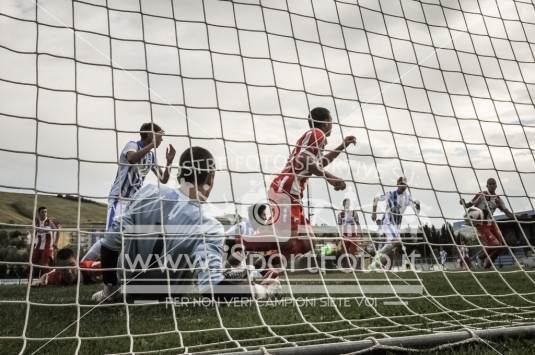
[[92, 146, 280, 302], [460, 177, 514, 269]]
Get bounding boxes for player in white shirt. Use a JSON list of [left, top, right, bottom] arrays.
[[225, 204, 268, 270], [83, 123, 176, 263], [370, 177, 420, 270], [439, 248, 447, 270], [32, 206, 59, 278], [106, 122, 176, 232], [92, 147, 280, 302], [337, 198, 360, 255]]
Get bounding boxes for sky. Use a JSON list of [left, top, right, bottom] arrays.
[[0, 0, 534, 228]]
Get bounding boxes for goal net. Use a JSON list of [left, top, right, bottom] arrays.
[[1, 0, 535, 353]]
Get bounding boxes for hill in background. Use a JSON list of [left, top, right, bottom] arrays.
[[0, 191, 106, 227]]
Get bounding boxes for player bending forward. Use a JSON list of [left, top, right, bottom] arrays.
[[82, 123, 176, 263], [241, 107, 356, 259], [370, 177, 420, 270], [92, 147, 280, 302], [460, 178, 514, 269], [337, 198, 361, 255]]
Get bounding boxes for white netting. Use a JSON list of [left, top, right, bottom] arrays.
[[1, 0, 535, 354]]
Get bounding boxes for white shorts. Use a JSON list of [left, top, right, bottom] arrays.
[[81, 239, 101, 261], [102, 198, 130, 252], [105, 198, 129, 231], [382, 222, 400, 244]]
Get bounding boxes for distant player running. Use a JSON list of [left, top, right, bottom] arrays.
[[439, 248, 447, 270], [32, 206, 59, 278], [225, 204, 268, 267], [105, 122, 175, 231], [32, 247, 101, 287], [337, 198, 360, 255], [92, 147, 280, 302], [226, 204, 268, 240], [241, 107, 356, 258], [460, 178, 514, 269], [370, 177, 420, 270]]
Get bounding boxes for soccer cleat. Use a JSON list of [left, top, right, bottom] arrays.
[[223, 268, 248, 282], [91, 284, 121, 303]]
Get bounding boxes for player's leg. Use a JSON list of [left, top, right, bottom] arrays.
[[474, 223, 490, 268], [465, 256, 472, 269], [340, 229, 358, 254], [483, 223, 504, 268], [287, 202, 314, 255], [475, 223, 501, 269]]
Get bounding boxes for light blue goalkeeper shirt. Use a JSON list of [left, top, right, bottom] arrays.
[[101, 184, 225, 293]]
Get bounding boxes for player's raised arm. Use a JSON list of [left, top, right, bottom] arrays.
[[298, 153, 346, 191], [460, 192, 484, 209], [321, 136, 357, 167], [153, 144, 176, 184], [410, 197, 421, 214], [126, 123, 164, 165], [371, 193, 385, 223]]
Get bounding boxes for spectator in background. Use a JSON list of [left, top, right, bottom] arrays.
[[458, 241, 471, 270], [32, 247, 101, 286]]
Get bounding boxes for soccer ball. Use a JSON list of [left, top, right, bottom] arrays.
[[323, 243, 338, 256], [464, 207, 484, 224]]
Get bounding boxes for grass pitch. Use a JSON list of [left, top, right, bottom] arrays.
[[1, 270, 535, 354]]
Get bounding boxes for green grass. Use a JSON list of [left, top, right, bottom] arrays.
[[1, 271, 535, 354], [0, 191, 106, 227]]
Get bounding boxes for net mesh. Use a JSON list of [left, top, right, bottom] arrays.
[[1, 0, 535, 353]]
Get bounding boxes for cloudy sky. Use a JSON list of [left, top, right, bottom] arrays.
[[0, 0, 534, 228]]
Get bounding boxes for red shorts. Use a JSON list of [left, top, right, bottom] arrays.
[[239, 189, 313, 256], [32, 248, 54, 266], [476, 223, 503, 247], [268, 188, 311, 234]]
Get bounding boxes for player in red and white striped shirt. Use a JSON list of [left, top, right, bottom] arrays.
[[243, 107, 356, 258], [32, 206, 59, 277]]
